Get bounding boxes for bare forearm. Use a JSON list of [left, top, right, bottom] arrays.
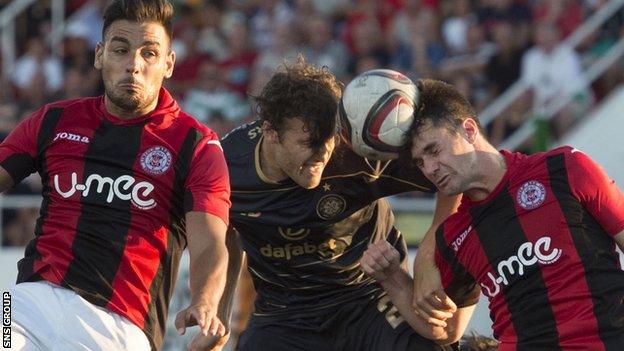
[[190, 243, 229, 308], [380, 269, 447, 341], [216, 229, 245, 330]]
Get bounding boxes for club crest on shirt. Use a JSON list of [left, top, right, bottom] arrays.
[[140, 146, 172, 175], [316, 194, 346, 220], [516, 180, 546, 210]]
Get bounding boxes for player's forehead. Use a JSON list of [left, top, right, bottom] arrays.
[[281, 117, 310, 139], [104, 20, 169, 47], [411, 122, 449, 155], [412, 122, 439, 146]]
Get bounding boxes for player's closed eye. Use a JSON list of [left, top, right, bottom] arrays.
[[142, 50, 157, 58]]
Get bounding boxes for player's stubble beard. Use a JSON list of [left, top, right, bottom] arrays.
[[106, 78, 160, 114]]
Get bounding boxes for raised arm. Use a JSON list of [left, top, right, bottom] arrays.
[[362, 240, 475, 345], [412, 193, 461, 324]]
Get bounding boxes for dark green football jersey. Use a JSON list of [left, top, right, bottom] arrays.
[[222, 121, 435, 319]]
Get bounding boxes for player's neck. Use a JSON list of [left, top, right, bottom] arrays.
[[465, 149, 507, 202], [259, 137, 288, 183]]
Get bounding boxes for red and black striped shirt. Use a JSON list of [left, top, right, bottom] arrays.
[[0, 88, 231, 349], [436, 147, 624, 350]]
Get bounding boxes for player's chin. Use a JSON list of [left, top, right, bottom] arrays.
[[439, 185, 461, 197]]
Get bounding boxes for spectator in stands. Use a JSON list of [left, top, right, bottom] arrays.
[[218, 17, 259, 96], [15, 71, 53, 121], [392, 8, 446, 79], [197, 1, 227, 60], [442, 0, 474, 56], [183, 61, 251, 135], [477, 0, 532, 48], [11, 38, 64, 98], [253, 23, 299, 75], [64, 22, 95, 73], [64, 0, 107, 48], [167, 26, 212, 98], [485, 22, 523, 96], [389, 0, 427, 54], [249, 0, 294, 52], [486, 21, 526, 146], [438, 21, 495, 81], [58, 67, 96, 100], [532, 0, 585, 39], [521, 21, 590, 139], [301, 15, 349, 79]]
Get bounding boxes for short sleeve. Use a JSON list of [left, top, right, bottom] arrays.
[[184, 135, 231, 226], [565, 147, 624, 236], [435, 229, 481, 308], [0, 107, 44, 184]]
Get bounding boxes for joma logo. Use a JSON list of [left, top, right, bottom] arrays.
[[53, 132, 89, 144]]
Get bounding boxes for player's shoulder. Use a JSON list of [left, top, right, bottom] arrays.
[[220, 120, 262, 160], [504, 146, 582, 167], [18, 97, 98, 126], [539, 145, 593, 166], [175, 111, 220, 141], [37, 97, 97, 116]]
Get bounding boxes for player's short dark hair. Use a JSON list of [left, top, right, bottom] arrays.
[[102, 0, 174, 44], [254, 55, 343, 150], [406, 79, 483, 151]]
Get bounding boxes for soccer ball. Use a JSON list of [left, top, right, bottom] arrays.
[[339, 69, 419, 161]]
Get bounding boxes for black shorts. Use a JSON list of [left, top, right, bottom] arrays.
[[237, 292, 453, 351]]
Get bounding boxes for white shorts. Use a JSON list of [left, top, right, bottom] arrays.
[[6, 281, 150, 351]]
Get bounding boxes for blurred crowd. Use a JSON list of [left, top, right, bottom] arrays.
[[1, 0, 624, 246]]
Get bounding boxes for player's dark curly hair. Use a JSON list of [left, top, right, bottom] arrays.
[[102, 0, 174, 44], [254, 55, 343, 150], [405, 79, 484, 152]]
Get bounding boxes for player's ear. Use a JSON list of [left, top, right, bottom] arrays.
[[94, 42, 104, 70], [261, 121, 279, 143], [163, 49, 176, 79], [463, 118, 478, 144]]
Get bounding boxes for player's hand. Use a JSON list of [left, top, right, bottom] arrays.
[[412, 256, 456, 326], [361, 240, 401, 282], [188, 330, 230, 351], [175, 303, 225, 338]]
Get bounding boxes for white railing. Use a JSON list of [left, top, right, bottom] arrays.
[[500, 36, 624, 151], [479, 0, 624, 130]]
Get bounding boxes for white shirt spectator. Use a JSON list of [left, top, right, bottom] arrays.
[[183, 89, 250, 125], [521, 44, 585, 114], [11, 48, 63, 93]]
